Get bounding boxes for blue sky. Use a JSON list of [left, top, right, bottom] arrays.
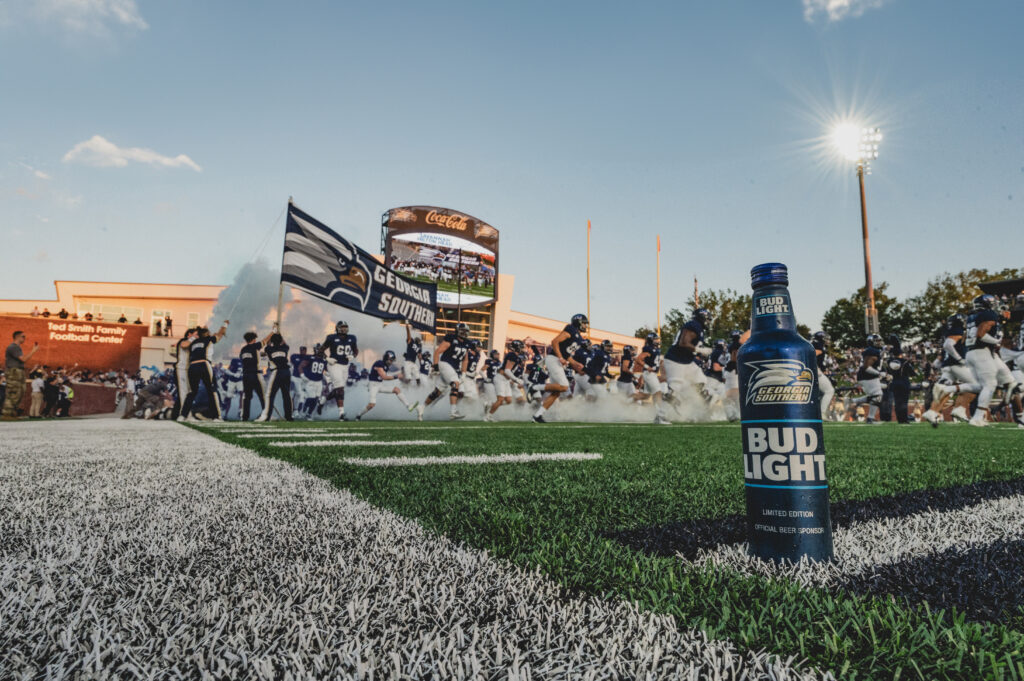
[[1, 0, 1021, 334]]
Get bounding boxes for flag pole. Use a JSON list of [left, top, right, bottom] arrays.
[[656, 235, 661, 339], [586, 220, 592, 340], [694, 275, 699, 307], [276, 197, 292, 329]]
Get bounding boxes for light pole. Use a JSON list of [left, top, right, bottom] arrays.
[[833, 125, 882, 334]]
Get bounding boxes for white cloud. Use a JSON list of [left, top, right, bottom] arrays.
[[34, 0, 146, 33], [802, 0, 891, 22], [63, 135, 202, 172], [18, 161, 51, 180]]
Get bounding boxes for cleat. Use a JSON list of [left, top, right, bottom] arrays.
[[950, 406, 969, 423], [355, 415, 362, 421], [449, 412, 465, 420], [416, 404, 425, 422], [969, 415, 988, 427], [653, 415, 672, 425], [408, 401, 419, 413], [532, 414, 547, 423], [922, 410, 940, 428], [340, 415, 348, 422], [483, 413, 493, 422]]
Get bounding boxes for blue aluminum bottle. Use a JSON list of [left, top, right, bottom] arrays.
[[737, 263, 833, 562]]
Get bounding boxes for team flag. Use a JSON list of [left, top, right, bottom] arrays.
[[281, 202, 437, 332]]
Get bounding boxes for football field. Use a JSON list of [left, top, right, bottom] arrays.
[[192, 419, 1024, 680]]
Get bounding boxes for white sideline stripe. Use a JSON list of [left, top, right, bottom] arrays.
[[343, 452, 603, 467], [236, 432, 371, 439], [217, 428, 332, 434], [686, 493, 1024, 590], [268, 439, 446, 448]]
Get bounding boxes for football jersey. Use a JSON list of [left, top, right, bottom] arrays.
[[618, 348, 635, 382], [512, 353, 527, 379], [369, 360, 390, 382], [188, 336, 216, 363], [265, 342, 290, 370], [465, 347, 481, 375], [323, 333, 358, 364], [502, 352, 523, 378], [419, 357, 433, 375], [856, 346, 883, 381], [641, 343, 662, 371], [404, 338, 423, 362], [290, 353, 308, 377], [483, 358, 501, 381], [303, 356, 327, 382], [726, 338, 742, 372], [526, 359, 548, 385], [552, 324, 585, 360], [940, 326, 966, 367], [965, 309, 1001, 351], [584, 348, 611, 379], [239, 341, 262, 373], [439, 333, 470, 370], [665, 320, 704, 364], [811, 338, 827, 371], [708, 346, 726, 378]]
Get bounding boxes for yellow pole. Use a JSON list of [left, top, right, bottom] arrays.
[[587, 220, 592, 340], [656, 235, 661, 339]]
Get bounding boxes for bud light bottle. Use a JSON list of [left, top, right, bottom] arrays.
[[737, 263, 833, 562]]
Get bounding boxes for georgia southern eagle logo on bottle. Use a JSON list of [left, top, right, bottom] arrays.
[[744, 359, 814, 405]]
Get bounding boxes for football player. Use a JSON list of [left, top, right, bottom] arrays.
[[577, 339, 614, 400], [356, 350, 416, 420], [532, 313, 588, 423], [402, 323, 424, 385], [289, 345, 309, 406], [321, 320, 358, 421], [613, 345, 638, 399], [238, 330, 271, 421], [219, 358, 243, 418], [705, 339, 728, 402], [418, 322, 471, 421], [462, 339, 482, 402], [486, 341, 525, 421], [845, 334, 884, 423], [952, 295, 1003, 426], [663, 308, 715, 409], [480, 349, 502, 421], [812, 331, 834, 421], [923, 314, 969, 425], [723, 329, 745, 421], [636, 333, 670, 424], [298, 347, 328, 420]]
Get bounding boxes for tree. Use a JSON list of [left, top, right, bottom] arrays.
[[904, 267, 1024, 341], [821, 282, 914, 349], [634, 325, 656, 341]]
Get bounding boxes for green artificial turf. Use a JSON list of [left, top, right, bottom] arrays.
[[194, 421, 1024, 680]]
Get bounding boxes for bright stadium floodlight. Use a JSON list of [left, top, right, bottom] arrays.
[[832, 123, 883, 334]]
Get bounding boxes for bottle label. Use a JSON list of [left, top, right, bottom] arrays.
[[753, 293, 792, 316], [744, 359, 815, 405]]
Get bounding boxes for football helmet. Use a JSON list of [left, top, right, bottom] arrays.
[[490, 349, 501, 361], [813, 331, 829, 343], [730, 329, 742, 342], [335, 321, 349, 334], [455, 322, 470, 340], [510, 339, 525, 353], [867, 333, 884, 348], [693, 308, 713, 326], [646, 332, 660, 347], [383, 350, 396, 365], [570, 313, 590, 332], [600, 339, 614, 353], [973, 294, 996, 311]]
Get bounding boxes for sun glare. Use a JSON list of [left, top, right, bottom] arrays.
[[831, 122, 863, 161]]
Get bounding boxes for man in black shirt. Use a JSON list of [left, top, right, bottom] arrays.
[[258, 329, 293, 421], [239, 329, 273, 421]]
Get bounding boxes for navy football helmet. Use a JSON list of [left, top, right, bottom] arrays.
[[973, 294, 996, 311], [693, 308, 712, 326], [383, 350, 396, 365], [646, 332, 660, 347], [335, 321, 349, 334], [867, 333, 884, 348], [570, 313, 590, 332], [455, 322, 470, 339]]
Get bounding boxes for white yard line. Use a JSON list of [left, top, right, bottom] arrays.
[[235, 432, 371, 439], [343, 452, 603, 467], [0, 420, 830, 680], [267, 439, 446, 448]]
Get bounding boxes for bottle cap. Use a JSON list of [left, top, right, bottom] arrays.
[[750, 262, 788, 288]]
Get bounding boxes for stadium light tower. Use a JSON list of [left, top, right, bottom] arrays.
[[832, 124, 883, 334]]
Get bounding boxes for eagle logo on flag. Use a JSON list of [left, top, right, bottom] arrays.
[[282, 210, 374, 310]]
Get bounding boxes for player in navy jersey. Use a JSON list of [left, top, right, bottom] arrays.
[[289, 345, 309, 406], [480, 349, 503, 421], [485, 340, 526, 420], [569, 339, 593, 398], [663, 308, 714, 411], [525, 352, 548, 395], [954, 294, 1005, 426], [462, 339, 482, 402], [219, 358, 243, 417], [418, 322, 471, 420], [613, 345, 638, 399], [845, 333, 884, 423], [636, 333, 670, 424], [258, 331, 293, 421], [722, 329, 745, 421], [811, 331, 835, 421], [923, 314, 970, 425], [576, 339, 613, 400], [402, 323, 424, 385], [532, 313, 588, 423], [179, 320, 229, 421], [321, 320, 358, 420], [298, 348, 328, 420], [238, 329, 273, 421], [419, 351, 433, 379], [512, 350, 530, 403], [355, 351, 416, 420]]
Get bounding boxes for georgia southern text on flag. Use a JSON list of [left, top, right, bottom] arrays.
[[281, 203, 437, 332]]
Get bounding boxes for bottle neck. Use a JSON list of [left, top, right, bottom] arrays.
[[750, 285, 798, 333]]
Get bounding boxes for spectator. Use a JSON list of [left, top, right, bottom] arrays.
[[56, 383, 73, 417], [41, 308, 51, 318], [71, 312, 79, 320], [29, 371, 44, 418], [84, 312, 93, 321], [155, 319, 162, 336], [42, 375, 59, 417], [3, 331, 40, 420], [58, 308, 69, 319], [133, 318, 143, 325], [117, 314, 128, 323], [96, 312, 104, 321], [30, 306, 40, 317], [164, 315, 173, 337]]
